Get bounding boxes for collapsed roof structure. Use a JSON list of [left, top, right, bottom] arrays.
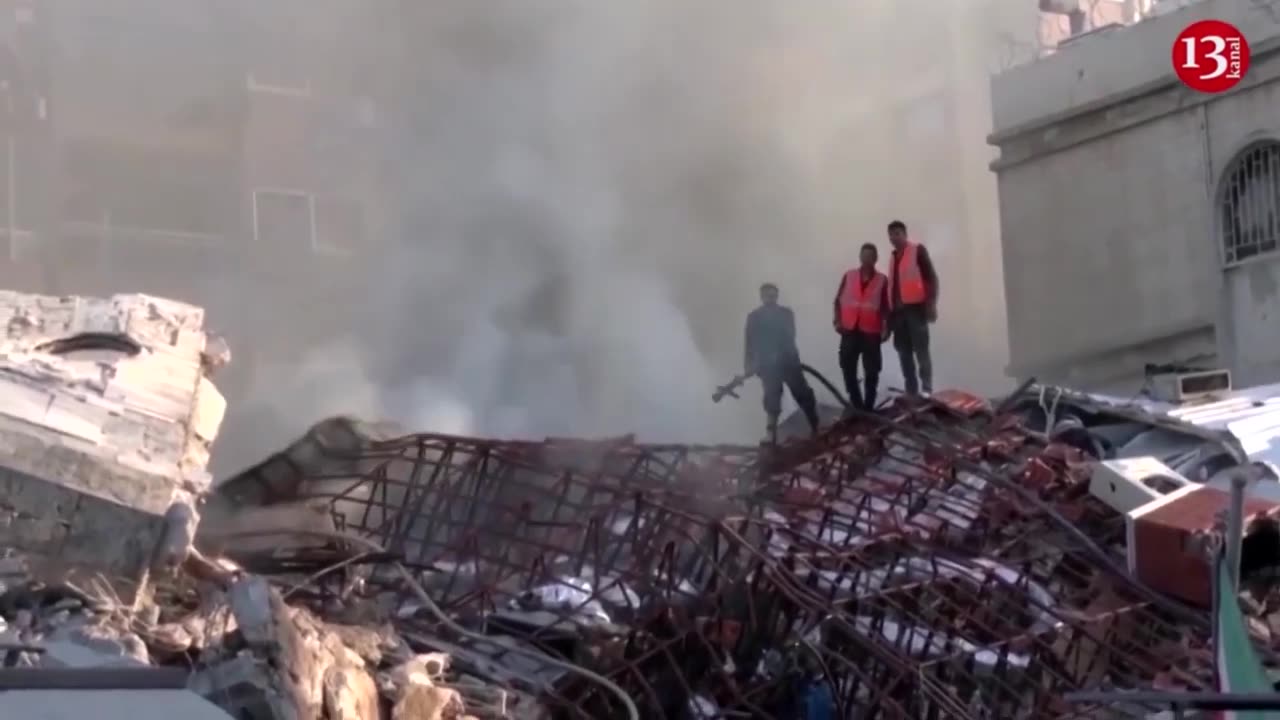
[[201, 383, 1280, 719]]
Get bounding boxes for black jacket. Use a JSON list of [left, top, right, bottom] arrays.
[[744, 303, 800, 372]]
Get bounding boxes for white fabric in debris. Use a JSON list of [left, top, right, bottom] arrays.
[[687, 694, 720, 718], [854, 616, 1032, 669], [816, 556, 1061, 635], [519, 576, 611, 623]]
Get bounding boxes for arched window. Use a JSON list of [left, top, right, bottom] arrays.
[[1220, 141, 1280, 265]]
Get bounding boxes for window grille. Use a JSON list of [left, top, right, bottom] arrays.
[[1220, 142, 1280, 265]]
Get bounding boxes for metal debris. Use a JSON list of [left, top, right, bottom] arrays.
[[197, 390, 1267, 719]]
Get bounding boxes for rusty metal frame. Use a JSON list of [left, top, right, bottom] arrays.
[[224, 396, 1227, 719]]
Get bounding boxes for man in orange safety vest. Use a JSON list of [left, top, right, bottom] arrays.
[[886, 220, 939, 397], [833, 243, 890, 412]]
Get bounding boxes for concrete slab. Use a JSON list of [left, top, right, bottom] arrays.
[[0, 292, 227, 580]]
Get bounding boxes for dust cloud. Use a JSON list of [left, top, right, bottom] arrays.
[[215, 2, 1014, 471]]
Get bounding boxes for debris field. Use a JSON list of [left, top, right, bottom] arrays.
[[1, 291, 1278, 719]]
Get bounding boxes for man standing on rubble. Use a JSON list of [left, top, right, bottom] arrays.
[[886, 220, 939, 397], [833, 243, 890, 413], [744, 282, 820, 442]]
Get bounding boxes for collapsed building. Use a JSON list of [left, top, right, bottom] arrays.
[[199, 392, 1267, 719], [1, 291, 1279, 719]]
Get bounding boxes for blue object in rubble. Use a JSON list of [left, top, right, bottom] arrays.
[[800, 679, 834, 720]]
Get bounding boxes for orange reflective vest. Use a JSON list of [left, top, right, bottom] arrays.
[[890, 242, 927, 307], [838, 269, 887, 334]]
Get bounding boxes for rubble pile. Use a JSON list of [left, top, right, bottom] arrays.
[[184, 393, 1250, 719], [0, 550, 499, 719], [2, 291, 1279, 718]]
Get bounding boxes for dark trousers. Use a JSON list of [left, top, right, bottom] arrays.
[[891, 304, 932, 395], [839, 331, 882, 411], [760, 362, 818, 430]]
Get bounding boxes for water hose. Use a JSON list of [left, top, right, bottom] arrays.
[[799, 362, 852, 411]]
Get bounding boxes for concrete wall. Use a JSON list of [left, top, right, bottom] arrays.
[[1209, 72, 1280, 384], [888, 0, 1127, 393], [989, 0, 1280, 390], [993, 0, 1272, 132]]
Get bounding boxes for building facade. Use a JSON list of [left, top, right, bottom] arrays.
[[989, 0, 1280, 392], [0, 0, 395, 276], [0, 0, 401, 465]]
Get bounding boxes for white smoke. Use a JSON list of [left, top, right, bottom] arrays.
[[215, 1, 1013, 472]]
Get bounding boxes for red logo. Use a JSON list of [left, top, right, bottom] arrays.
[[1173, 20, 1250, 93]]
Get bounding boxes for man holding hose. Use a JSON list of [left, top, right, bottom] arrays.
[[743, 282, 820, 442]]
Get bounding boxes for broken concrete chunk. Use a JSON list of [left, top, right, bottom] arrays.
[[191, 646, 323, 720], [145, 621, 195, 656], [383, 652, 450, 693], [152, 501, 200, 573], [42, 623, 151, 668], [201, 334, 232, 375], [0, 292, 226, 583], [326, 622, 410, 668], [0, 580, 101, 635], [448, 676, 521, 719], [228, 576, 278, 649], [323, 664, 380, 720], [198, 500, 338, 557], [188, 654, 278, 719], [392, 684, 465, 720], [202, 577, 399, 720]]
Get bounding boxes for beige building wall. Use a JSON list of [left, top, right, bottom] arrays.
[[990, 0, 1280, 392]]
